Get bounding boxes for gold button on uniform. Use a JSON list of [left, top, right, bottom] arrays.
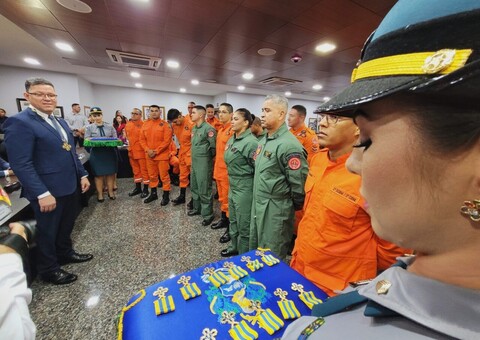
[[376, 279, 392, 295]]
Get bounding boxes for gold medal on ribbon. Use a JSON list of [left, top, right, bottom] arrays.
[[62, 142, 71, 151]]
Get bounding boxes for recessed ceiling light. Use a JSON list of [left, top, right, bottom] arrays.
[[134, 83, 143, 88], [312, 84, 323, 90], [191, 79, 199, 85], [166, 60, 180, 68], [180, 88, 186, 93], [56, 0, 92, 13], [315, 43, 336, 53], [242, 73, 254, 80], [285, 91, 292, 96], [323, 96, 331, 101], [237, 85, 245, 91], [257, 48, 277, 56], [24, 57, 41, 65], [54, 42, 74, 52], [130, 71, 140, 78]]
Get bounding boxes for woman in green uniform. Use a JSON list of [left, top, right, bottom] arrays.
[[221, 108, 258, 257]]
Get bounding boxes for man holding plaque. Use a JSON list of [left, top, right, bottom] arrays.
[[4, 78, 92, 285]]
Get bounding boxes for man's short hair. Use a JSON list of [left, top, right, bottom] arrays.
[[291, 105, 307, 117], [25, 78, 54, 92], [220, 103, 233, 113], [194, 105, 206, 115], [72, 103, 79, 108], [265, 94, 288, 112], [189, 101, 196, 105], [150, 104, 160, 109], [0, 108, 5, 114], [205, 104, 214, 109], [167, 108, 181, 121], [132, 108, 142, 115]]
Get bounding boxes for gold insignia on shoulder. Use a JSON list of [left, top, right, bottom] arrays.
[[422, 49, 456, 74], [375, 279, 392, 295]]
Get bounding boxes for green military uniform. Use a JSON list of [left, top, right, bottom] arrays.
[[250, 123, 308, 260], [224, 129, 258, 254], [191, 121, 216, 220]]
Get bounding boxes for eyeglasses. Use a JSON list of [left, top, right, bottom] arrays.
[[318, 114, 349, 125], [28, 92, 58, 99], [131, 112, 141, 115]]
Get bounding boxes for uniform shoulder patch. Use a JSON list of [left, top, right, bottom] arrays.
[[208, 130, 215, 138], [286, 152, 302, 170], [253, 144, 262, 160]]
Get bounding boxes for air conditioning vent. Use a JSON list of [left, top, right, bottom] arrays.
[[106, 49, 161, 70], [259, 77, 302, 86]]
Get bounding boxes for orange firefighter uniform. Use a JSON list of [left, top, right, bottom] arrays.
[[291, 149, 376, 297], [125, 119, 149, 185], [213, 122, 233, 216], [169, 140, 179, 175], [207, 116, 222, 131], [289, 124, 320, 164], [140, 118, 173, 191], [172, 115, 194, 188]]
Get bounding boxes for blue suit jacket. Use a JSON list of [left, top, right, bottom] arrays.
[[4, 108, 88, 201]]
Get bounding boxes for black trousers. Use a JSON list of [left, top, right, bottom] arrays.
[[30, 191, 80, 276]]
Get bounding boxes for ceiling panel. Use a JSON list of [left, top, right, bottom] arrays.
[[0, 0, 396, 100]]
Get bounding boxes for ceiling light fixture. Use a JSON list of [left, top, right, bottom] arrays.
[[166, 60, 180, 68], [315, 43, 336, 53], [237, 85, 245, 91], [56, 0, 92, 13], [323, 96, 331, 101], [257, 48, 277, 56], [24, 57, 41, 65], [130, 71, 140, 78], [191, 79, 199, 85], [242, 73, 254, 80], [312, 84, 323, 90], [134, 83, 143, 88], [285, 91, 292, 96], [180, 88, 186, 93], [54, 42, 74, 52]]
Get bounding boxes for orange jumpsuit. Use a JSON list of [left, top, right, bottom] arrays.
[[290, 124, 320, 164], [213, 122, 233, 216], [169, 140, 179, 174], [291, 150, 376, 296], [125, 120, 149, 185], [172, 115, 194, 188], [206, 116, 222, 131], [139, 118, 173, 191]]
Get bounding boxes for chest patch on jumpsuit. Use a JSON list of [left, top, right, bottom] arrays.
[[208, 130, 215, 138]]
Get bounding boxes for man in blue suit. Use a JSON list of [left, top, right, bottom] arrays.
[[4, 78, 92, 285]]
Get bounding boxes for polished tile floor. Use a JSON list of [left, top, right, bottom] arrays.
[[29, 178, 227, 339]]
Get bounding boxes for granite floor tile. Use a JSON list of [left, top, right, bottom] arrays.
[[29, 178, 227, 339]]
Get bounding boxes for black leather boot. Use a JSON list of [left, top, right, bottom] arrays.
[[219, 226, 231, 243], [187, 198, 193, 210], [128, 183, 142, 197], [160, 191, 170, 206], [144, 188, 158, 203], [172, 188, 186, 205], [140, 185, 149, 198], [211, 211, 228, 230]]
